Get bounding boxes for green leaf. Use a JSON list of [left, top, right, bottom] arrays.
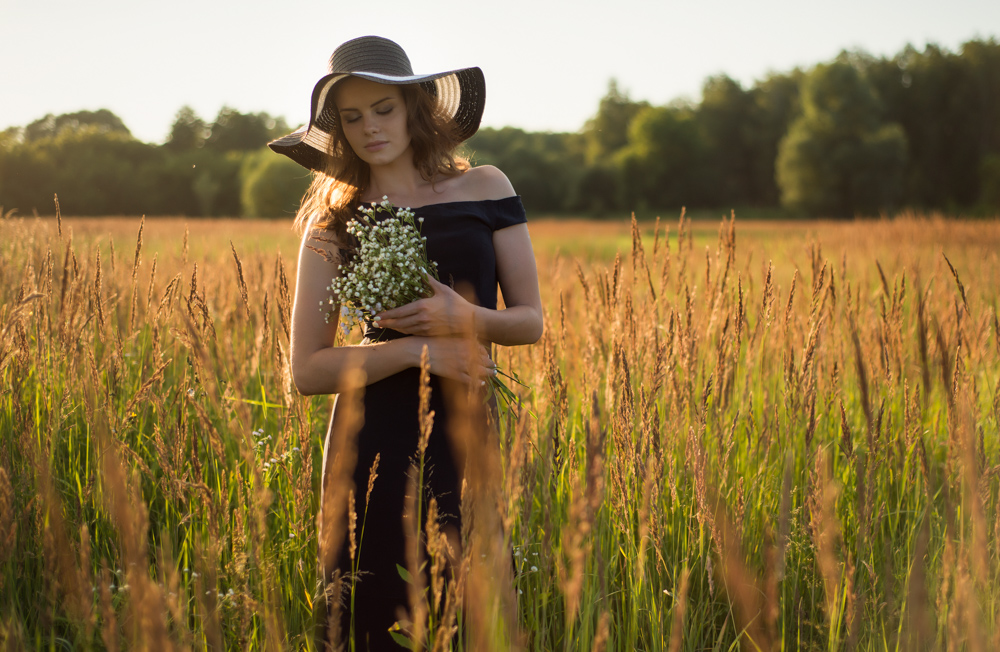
[[396, 563, 412, 584], [389, 630, 415, 649]]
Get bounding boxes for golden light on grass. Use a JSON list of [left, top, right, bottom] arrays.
[[0, 212, 999, 650]]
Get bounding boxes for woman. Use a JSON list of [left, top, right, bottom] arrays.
[[269, 36, 543, 649]]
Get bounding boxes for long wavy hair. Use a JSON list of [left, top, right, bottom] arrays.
[[294, 82, 469, 242]]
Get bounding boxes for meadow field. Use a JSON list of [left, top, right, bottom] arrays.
[[1, 211, 999, 651]]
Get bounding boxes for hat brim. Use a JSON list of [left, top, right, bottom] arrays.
[[269, 67, 485, 173]]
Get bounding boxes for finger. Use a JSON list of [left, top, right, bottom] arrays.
[[392, 314, 427, 330], [426, 276, 452, 294], [377, 302, 421, 321]]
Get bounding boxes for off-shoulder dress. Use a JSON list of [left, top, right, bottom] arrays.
[[320, 195, 527, 648]]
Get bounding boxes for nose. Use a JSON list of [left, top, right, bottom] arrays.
[[362, 113, 379, 135]]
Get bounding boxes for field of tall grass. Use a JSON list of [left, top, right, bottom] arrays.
[[1, 210, 999, 650]]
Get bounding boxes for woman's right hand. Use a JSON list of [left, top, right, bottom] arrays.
[[410, 336, 495, 385]]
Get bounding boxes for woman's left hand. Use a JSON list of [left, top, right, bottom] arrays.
[[375, 276, 474, 337]]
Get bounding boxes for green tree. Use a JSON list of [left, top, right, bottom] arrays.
[[240, 148, 312, 218], [205, 107, 278, 152], [698, 75, 756, 206], [582, 80, 650, 165], [24, 109, 131, 142], [617, 104, 711, 213], [777, 58, 908, 216], [979, 153, 1000, 212], [867, 40, 1000, 210], [4, 127, 160, 215], [747, 71, 802, 206], [465, 127, 583, 213], [165, 105, 209, 151]]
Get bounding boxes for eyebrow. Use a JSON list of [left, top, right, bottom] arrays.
[[338, 97, 394, 112]]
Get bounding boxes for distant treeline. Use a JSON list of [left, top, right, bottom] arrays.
[[1, 39, 998, 218]]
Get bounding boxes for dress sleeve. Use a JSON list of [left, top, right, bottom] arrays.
[[490, 195, 528, 230]]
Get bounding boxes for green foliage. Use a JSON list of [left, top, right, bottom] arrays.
[[582, 79, 650, 165], [465, 127, 585, 213], [206, 106, 287, 153], [618, 105, 711, 212], [777, 60, 908, 216], [2, 39, 999, 218], [979, 153, 1000, 212], [0, 126, 161, 216], [165, 105, 210, 151], [0, 108, 286, 217], [23, 108, 131, 142], [698, 75, 756, 205], [240, 149, 312, 218]]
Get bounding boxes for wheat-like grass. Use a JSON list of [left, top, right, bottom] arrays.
[[1, 213, 999, 650]]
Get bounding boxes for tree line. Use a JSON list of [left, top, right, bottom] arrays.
[[0, 107, 311, 219], [1, 39, 998, 219]]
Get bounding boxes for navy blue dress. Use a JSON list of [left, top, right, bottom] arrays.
[[321, 196, 527, 650]]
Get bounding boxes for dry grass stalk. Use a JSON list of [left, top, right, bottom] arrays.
[[402, 469, 429, 648], [347, 489, 357, 565], [274, 253, 292, 342], [808, 450, 851, 637], [875, 259, 891, 298], [782, 268, 798, 334], [0, 467, 15, 570], [713, 501, 771, 652], [93, 247, 106, 336], [433, 530, 466, 652], [95, 419, 176, 650], [317, 364, 365, 646], [230, 241, 252, 323], [942, 253, 970, 314], [36, 448, 89, 626], [5, 214, 1000, 649], [443, 345, 518, 651], [418, 345, 434, 457], [667, 568, 690, 652], [424, 497, 448, 615], [98, 567, 119, 652], [127, 217, 144, 332], [590, 611, 610, 652], [903, 515, 933, 652]]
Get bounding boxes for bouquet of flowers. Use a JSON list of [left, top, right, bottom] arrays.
[[322, 197, 437, 334], [320, 197, 525, 412]]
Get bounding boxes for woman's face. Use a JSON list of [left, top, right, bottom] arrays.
[[333, 77, 412, 168]]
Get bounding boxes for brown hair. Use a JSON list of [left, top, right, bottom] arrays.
[[294, 82, 469, 241]]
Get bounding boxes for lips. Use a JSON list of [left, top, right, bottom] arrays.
[[365, 141, 388, 152]]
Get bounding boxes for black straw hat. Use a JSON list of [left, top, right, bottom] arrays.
[[268, 36, 486, 172]]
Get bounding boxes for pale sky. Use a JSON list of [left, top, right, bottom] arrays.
[[2, 0, 997, 144]]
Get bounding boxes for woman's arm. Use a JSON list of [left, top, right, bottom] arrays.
[[289, 226, 493, 395], [476, 221, 544, 345]]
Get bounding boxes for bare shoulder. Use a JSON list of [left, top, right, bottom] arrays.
[[297, 221, 342, 269], [458, 165, 516, 201]]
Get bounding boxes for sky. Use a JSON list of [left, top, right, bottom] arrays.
[[2, 0, 998, 144]]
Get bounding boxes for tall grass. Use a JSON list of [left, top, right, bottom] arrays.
[[1, 212, 999, 650]]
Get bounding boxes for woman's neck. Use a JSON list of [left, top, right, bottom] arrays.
[[364, 157, 427, 204]]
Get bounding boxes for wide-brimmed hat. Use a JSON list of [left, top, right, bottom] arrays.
[[268, 36, 486, 172]]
